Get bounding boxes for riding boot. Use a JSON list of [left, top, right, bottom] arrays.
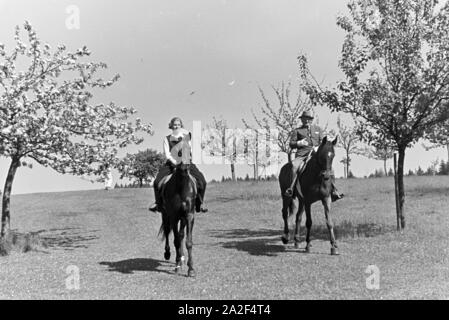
[[331, 183, 344, 202], [149, 186, 162, 212], [285, 161, 304, 197], [195, 194, 208, 213], [285, 174, 297, 197]]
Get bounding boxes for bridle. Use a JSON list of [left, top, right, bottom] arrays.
[[315, 144, 334, 181]]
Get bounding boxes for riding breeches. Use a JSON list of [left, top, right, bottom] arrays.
[[291, 155, 308, 181]]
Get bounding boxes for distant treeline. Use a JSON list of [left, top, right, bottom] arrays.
[[112, 160, 449, 188], [210, 174, 279, 184], [363, 159, 449, 178], [114, 182, 153, 189], [113, 174, 280, 188]]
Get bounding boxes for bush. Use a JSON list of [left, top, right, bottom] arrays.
[[368, 169, 384, 178], [0, 231, 46, 256], [438, 160, 449, 175]]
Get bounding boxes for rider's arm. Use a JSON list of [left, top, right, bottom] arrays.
[[163, 137, 177, 165], [296, 139, 309, 147], [289, 130, 309, 149]]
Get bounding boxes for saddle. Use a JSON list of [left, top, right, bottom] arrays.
[[158, 172, 198, 208]]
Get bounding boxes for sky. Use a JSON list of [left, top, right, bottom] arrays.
[[0, 0, 448, 194]]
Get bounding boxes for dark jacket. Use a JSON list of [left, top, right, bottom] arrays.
[[289, 124, 323, 158]]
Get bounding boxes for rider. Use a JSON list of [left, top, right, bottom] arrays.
[[285, 110, 343, 202], [149, 117, 208, 213]]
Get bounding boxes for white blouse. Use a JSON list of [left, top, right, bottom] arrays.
[[163, 128, 192, 164]]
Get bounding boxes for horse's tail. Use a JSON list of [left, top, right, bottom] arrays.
[[158, 218, 171, 241], [279, 162, 295, 217], [158, 223, 165, 241]]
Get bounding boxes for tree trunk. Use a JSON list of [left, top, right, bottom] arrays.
[[447, 144, 449, 163], [230, 163, 236, 181], [287, 152, 292, 163], [255, 131, 259, 180], [384, 158, 387, 176], [139, 178, 143, 188], [397, 147, 406, 230], [1, 157, 20, 238], [346, 151, 350, 178], [393, 153, 400, 230]]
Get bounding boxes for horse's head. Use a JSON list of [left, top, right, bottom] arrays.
[[173, 162, 196, 212], [316, 136, 337, 180], [174, 162, 191, 177]]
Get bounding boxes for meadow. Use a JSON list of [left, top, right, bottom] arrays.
[[0, 176, 448, 299]]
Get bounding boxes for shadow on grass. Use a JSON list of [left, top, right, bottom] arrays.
[[33, 227, 100, 251], [99, 258, 174, 275], [209, 222, 395, 257], [209, 229, 288, 257]]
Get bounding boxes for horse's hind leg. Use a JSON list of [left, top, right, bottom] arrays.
[[163, 216, 171, 260], [293, 201, 305, 249], [178, 218, 186, 265], [186, 212, 195, 277], [281, 196, 291, 244], [322, 197, 338, 255], [305, 203, 312, 253]]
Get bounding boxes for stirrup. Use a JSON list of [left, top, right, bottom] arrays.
[[196, 203, 208, 213], [331, 193, 344, 202], [285, 188, 293, 197]]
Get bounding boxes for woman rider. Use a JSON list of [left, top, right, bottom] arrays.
[[149, 117, 208, 213]]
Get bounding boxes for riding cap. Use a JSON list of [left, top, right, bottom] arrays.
[[300, 110, 314, 120]]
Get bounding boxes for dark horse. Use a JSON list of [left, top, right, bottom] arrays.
[[159, 162, 197, 277], [279, 136, 339, 255]]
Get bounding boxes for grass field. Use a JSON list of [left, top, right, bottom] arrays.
[[0, 176, 448, 299]]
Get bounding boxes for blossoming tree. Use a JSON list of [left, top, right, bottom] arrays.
[[298, 0, 449, 229], [0, 22, 153, 237]]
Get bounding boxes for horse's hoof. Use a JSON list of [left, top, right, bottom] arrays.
[[305, 246, 311, 253], [294, 242, 301, 249], [174, 266, 182, 274], [188, 269, 196, 277], [330, 247, 339, 255], [281, 236, 289, 245], [164, 251, 171, 260]]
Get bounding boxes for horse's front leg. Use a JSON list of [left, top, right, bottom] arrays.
[[185, 212, 195, 277], [173, 220, 183, 273], [162, 212, 171, 260], [178, 217, 186, 265], [322, 197, 338, 255], [164, 233, 171, 260], [294, 201, 305, 249], [305, 203, 312, 253]]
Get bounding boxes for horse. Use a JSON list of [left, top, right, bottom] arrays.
[[278, 136, 339, 255], [158, 139, 197, 277]]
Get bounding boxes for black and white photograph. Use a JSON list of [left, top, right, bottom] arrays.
[[1, 0, 449, 302]]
